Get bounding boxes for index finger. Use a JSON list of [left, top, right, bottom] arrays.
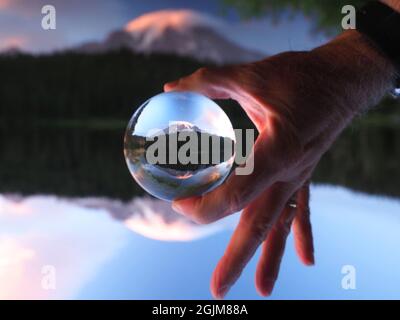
[[164, 65, 271, 132], [211, 182, 298, 299], [164, 66, 238, 100]]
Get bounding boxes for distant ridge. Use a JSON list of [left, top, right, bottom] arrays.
[[75, 9, 265, 64]]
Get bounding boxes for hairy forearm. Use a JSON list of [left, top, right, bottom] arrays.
[[254, 1, 399, 140], [310, 25, 397, 125], [310, 0, 399, 121]]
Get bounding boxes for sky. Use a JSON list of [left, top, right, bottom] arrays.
[[2, 186, 400, 299], [4, 1, 386, 300], [0, 0, 328, 54]]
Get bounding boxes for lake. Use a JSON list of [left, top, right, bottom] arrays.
[[1, 123, 400, 299]]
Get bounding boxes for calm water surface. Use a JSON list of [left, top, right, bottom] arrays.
[[1, 186, 400, 299], [1, 124, 400, 299]]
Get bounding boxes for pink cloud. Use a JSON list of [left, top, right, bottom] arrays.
[[0, 35, 27, 50], [0, 0, 10, 10]]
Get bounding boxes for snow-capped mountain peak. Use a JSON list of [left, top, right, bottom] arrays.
[[125, 9, 223, 48], [76, 9, 264, 64]]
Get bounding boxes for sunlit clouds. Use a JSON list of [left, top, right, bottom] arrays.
[[0, 0, 10, 10], [0, 1, 324, 54], [0, 0, 125, 52], [0, 238, 36, 299], [0, 35, 27, 51], [125, 9, 224, 49], [125, 9, 223, 34], [0, 195, 128, 299], [77, 196, 237, 242], [2, 187, 400, 298], [0, 194, 236, 298], [123, 197, 234, 241]]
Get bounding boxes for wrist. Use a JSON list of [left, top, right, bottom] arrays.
[[311, 29, 397, 117]]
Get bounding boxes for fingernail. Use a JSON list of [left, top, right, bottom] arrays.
[[307, 253, 315, 266], [216, 285, 230, 299], [261, 280, 275, 297], [166, 80, 178, 89], [302, 250, 315, 266]]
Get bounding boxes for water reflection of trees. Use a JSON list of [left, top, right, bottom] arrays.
[[314, 123, 400, 198], [1, 121, 400, 199]]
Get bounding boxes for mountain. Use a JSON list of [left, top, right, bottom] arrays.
[[125, 123, 235, 174], [0, 46, 24, 56], [150, 121, 203, 137], [76, 9, 265, 64]]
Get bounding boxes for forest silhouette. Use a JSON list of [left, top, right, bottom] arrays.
[[1, 50, 399, 199]]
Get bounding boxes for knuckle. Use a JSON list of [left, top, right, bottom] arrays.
[[195, 67, 209, 79], [191, 213, 214, 225], [189, 206, 215, 225], [228, 189, 246, 214], [276, 218, 292, 235], [195, 66, 228, 83], [247, 219, 273, 243]]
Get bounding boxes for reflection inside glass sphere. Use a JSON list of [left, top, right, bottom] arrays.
[[124, 92, 236, 201]]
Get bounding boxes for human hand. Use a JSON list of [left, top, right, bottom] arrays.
[[164, 30, 396, 298]]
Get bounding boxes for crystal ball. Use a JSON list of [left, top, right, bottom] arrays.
[[124, 91, 236, 201]]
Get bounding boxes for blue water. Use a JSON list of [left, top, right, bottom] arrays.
[[1, 185, 399, 299]]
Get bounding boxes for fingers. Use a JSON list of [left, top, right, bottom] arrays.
[[164, 66, 237, 100], [172, 127, 284, 224], [255, 202, 297, 297], [255, 181, 314, 297], [293, 182, 315, 266], [163, 65, 271, 131], [172, 112, 303, 224], [210, 182, 297, 299]]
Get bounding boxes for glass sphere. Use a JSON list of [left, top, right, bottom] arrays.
[[124, 91, 236, 201]]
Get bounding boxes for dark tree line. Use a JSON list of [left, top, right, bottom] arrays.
[[0, 50, 258, 129], [0, 50, 398, 126], [0, 50, 399, 199], [0, 50, 204, 124]]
